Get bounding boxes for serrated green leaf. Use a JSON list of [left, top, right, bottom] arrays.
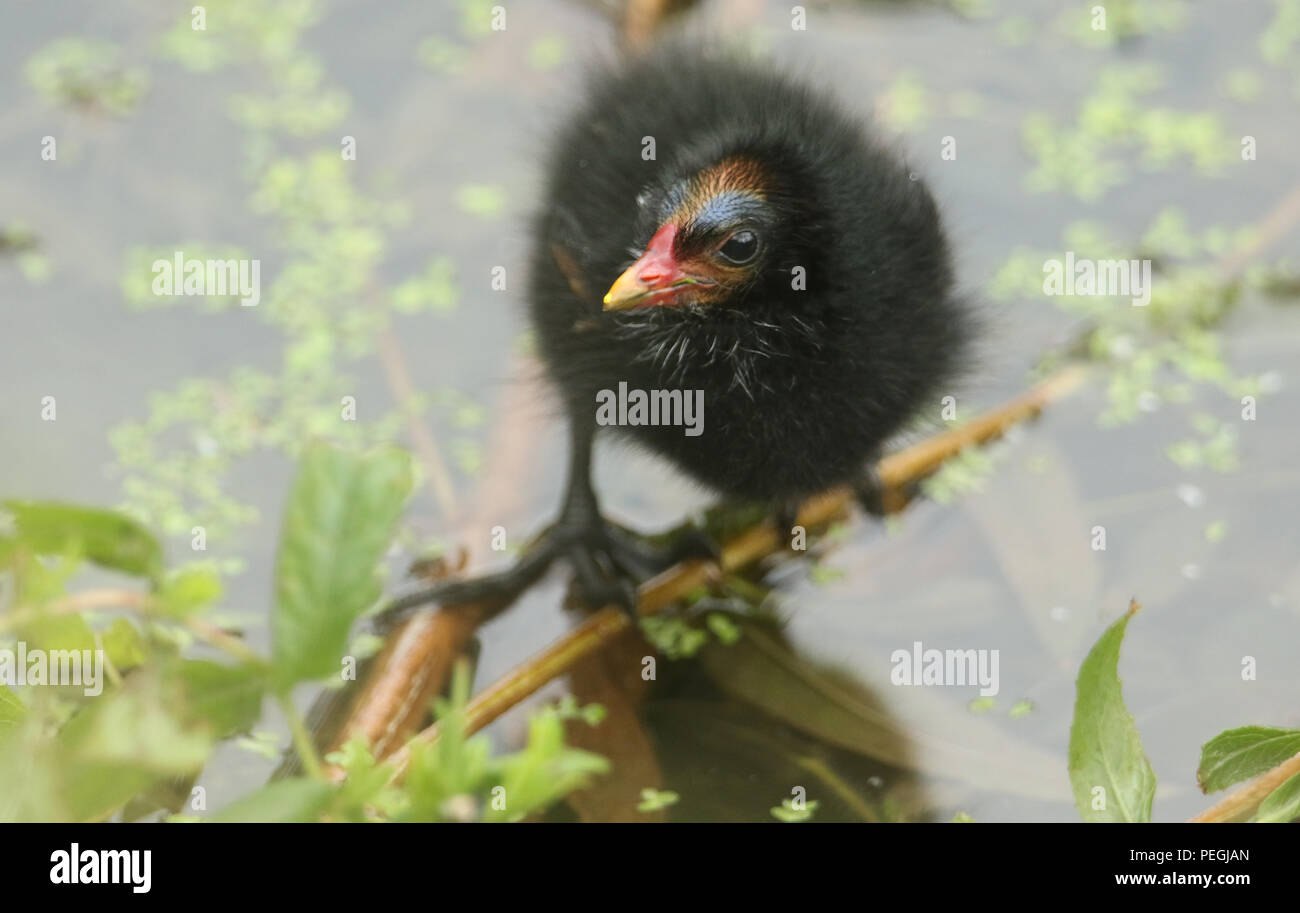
[[1068, 603, 1155, 822], [271, 442, 413, 688], [1197, 726, 1300, 793], [1, 500, 163, 581], [483, 709, 608, 822]]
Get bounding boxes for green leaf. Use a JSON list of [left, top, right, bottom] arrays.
[[1254, 772, 1300, 823], [639, 615, 708, 659], [210, 778, 336, 823], [155, 565, 223, 616], [484, 709, 609, 823], [706, 613, 742, 645], [1197, 726, 1300, 793], [17, 612, 97, 654], [57, 682, 213, 821], [637, 788, 679, 813], [0, 687, 25, 731], [271, 443, 413, 688], [101, 617, 148, 670], [1068, 603, 1156, 822], [1, 500, 163, 581], [329, 737, 405, 820], [0, 719, 66, 820], [168, 659, 267, 739], [771, 797, 819, 822], [396, 665, 608, 823]]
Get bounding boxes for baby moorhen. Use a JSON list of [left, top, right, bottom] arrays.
[[401, 43, 970, 615]]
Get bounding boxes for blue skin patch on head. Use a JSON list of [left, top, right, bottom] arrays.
[[695, 190, 766, 229], [677, 190, 772, 258]]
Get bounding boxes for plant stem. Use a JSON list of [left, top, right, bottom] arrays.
[[279, 691, 325, 781]]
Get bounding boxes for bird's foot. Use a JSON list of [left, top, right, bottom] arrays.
[[375, 539, 561, 629], [375, 516, 718, 627], [550, 515, 719, 614]]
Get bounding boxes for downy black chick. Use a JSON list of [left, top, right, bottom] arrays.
[[397, 43, 970, 616]]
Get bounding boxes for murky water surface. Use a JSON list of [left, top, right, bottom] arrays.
[[2, 0, 1298, 820]]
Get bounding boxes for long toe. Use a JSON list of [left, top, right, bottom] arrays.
[[556, 518, 720, 614], [601, 524, 681, 579], [564, 539, 640, 613], [374, 534, 560, 628]]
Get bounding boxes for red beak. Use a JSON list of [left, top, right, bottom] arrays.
[[602, 224, 694, 311]]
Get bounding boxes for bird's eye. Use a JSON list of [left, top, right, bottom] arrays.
[[717, 230, 760, 265]]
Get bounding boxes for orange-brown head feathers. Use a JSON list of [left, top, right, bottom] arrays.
[[602, 156, 775, 311]]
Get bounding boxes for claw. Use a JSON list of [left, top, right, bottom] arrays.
[[374, 515, 718, 627], [374, 536, 560, 629], [558, 517, 709, 613]]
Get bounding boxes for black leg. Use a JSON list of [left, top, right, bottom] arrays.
[[377, 418, 718, 627], [549, 419, 715, 612]]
